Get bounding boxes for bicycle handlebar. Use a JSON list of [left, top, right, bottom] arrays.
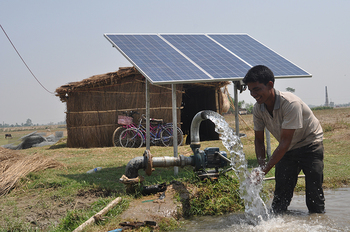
[[121, 112, 164, 124], [122, 111, 140, 117]]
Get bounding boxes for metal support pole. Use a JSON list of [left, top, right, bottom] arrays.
[[265, 128, 271, 160], [145, 79, 150, 150], [234, 81, 239, 136], [172, 84, 178, 176]]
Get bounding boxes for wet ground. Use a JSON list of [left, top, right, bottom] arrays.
[[178, 187, 350, 232]]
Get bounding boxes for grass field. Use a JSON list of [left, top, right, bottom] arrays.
[[0, 108, 349, 231]]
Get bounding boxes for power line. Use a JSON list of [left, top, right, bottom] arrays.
[[1, 24, 54, 95]]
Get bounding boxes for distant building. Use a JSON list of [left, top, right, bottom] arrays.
[[238, 109, 247, 115]]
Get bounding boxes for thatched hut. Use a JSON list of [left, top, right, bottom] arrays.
[[56, 67, 230, 148]]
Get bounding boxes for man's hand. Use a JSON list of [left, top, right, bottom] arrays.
[[249, 167, 265, 185], [260, 128, 296, 175]]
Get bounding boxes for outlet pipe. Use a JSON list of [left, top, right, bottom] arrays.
[[190, 110, 214, 150]]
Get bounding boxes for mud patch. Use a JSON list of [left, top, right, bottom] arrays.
[[120, 181, 191, 222]]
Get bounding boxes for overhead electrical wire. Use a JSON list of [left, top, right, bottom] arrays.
[[0, 24, 54, 95]]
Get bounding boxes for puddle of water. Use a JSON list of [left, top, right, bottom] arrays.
[[288, 187, 350, 229], [179, 188, 350, 232]]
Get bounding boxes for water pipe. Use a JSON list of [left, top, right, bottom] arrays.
[[123, 150, 193, 179], [121, 110, 226, 182], [190, 110, 214, 147]]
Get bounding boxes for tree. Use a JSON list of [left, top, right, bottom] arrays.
[[286, 87, 295, 93], [24, 118, 33, 127], [245, 103, 254, 114], [238, 100, 245, 109]]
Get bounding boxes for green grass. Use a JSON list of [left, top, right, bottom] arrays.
[[186, 175, 244, 217]]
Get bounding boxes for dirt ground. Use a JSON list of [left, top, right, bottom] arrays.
[[0, 181, 190, 230], [119, 181, 191, 222]]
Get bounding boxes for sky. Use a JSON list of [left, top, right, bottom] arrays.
[[1, 0, 349, 125]]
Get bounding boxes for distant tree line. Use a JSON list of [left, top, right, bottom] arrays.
[[310, 106, 334, 111], [227, 96, 254, 114], [0, 119, 66, 128]]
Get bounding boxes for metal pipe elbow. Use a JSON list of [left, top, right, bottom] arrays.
[[125, 156, 145, 179], [190, 110, 216, 146]]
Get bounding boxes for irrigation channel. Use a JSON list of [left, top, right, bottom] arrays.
[[179, 111, 350, 232]]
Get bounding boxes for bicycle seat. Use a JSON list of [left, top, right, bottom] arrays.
[[150, 118, 163, 123]]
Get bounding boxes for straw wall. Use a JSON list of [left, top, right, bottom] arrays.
[[65, 75, 183, 148]]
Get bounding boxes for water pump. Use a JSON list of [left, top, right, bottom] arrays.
[[193, 147, 227, 171], [190, 145, 228, 179]]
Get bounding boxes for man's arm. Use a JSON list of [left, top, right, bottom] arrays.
[[261, 128, 295, 175], [254, 130, 266, 167]]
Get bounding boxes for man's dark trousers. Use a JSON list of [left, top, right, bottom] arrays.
[[272, 142, 325, 214]]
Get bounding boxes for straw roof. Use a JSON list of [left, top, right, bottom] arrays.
[[55, 67, 141, 102], [55, 67, 230, 102]]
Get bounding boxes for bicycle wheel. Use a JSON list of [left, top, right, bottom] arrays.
[[112, 126, 125, 147], [160, 125, 183, 147], [119, 128, 143, 148]]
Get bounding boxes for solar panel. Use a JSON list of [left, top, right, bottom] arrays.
[[207, 34, 311, 78], [104, 33, 311, 84], [104, 34, 211, 84], [160, 34, 250, 80]]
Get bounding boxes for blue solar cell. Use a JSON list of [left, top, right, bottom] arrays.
[[105, 33, 311, 84], [160, 34, 250, 79], [207, 34, 311, 77], [104, 34, 212, 83]]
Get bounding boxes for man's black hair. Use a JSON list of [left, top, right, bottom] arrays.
[[242, 65, 275, 85]]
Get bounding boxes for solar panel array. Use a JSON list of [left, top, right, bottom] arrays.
[[104, 33, 311, 84]]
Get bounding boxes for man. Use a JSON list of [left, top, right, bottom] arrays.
[[243, 65, 325, 214]]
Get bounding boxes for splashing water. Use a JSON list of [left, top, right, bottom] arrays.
[[180, 187, 350, 231], [206, 112, 269, 223]]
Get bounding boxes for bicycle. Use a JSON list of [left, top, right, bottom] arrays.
[[119, 127, 144, 148], [112, 111, 140, 147], [135, 114, 183, 147], [113, 111, 183, 148], [159, 124, 183, 146]]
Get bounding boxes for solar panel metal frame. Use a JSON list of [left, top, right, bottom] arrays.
[[104, 33, 312, 85]]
